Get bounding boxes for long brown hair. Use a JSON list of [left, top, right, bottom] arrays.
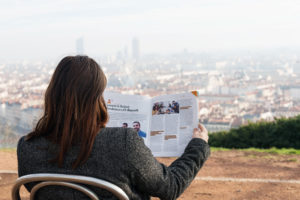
[[26, 56, 109, 169]]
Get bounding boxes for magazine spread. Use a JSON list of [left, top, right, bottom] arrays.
[[103, 92, 198, 157]]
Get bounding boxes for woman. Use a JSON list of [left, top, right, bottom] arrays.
[[17, 55, 210, 200]]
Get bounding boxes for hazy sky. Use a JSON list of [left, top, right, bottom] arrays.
[[1, 0, 300, 61]]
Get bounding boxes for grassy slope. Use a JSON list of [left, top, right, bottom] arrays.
[[0, 147, 16, 152], [211, 147, 300, 155]]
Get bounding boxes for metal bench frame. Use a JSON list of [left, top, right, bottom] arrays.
[[11, 173, 129, 200]]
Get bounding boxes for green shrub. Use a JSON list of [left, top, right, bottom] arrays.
[[208, 115, 300, 149]]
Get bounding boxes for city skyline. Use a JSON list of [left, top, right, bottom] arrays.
[[1, 0, 300, 61]]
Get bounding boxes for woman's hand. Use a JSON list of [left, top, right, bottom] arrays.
[[193, 123, 209, 143]]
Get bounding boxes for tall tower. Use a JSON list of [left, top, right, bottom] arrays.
[[132, 37, 140, 60], [76, 37, 84, 55], [123, 45, 128, 59]]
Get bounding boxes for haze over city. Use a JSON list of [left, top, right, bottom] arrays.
[[1, 0, 300, 61]]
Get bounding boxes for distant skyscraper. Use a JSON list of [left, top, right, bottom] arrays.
[[124, 46, 128, 59], [132, 37, 140, 60], [76, 37, 84, 54]]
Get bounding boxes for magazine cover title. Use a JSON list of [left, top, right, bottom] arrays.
[[107, 104, 139, 112]]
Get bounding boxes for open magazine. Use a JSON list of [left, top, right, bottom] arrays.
[[103, 92, 198, 157]]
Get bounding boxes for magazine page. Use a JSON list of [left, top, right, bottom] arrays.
[[103, 91, 151, 145], [150, 93, 198, 157]]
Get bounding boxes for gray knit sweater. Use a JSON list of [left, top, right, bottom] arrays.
[[17, 127, 210, 200]]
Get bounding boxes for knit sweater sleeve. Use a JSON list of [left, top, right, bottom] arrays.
[[125, 128, 210, 200]]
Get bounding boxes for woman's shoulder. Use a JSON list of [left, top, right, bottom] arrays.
[[17, 134, 49, 147], [17, 135, 51, 156], [17, 135, 39, 149]]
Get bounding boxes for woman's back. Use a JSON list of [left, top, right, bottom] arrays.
[[18, 127, 210, 200]]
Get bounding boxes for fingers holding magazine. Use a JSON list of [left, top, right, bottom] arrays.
[[193, 123, 208, 143]]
